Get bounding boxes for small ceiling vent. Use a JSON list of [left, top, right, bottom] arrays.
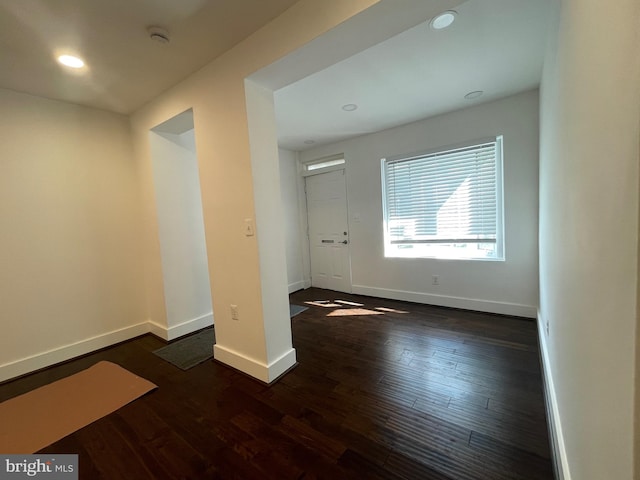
[[147, 26, 170, 45]]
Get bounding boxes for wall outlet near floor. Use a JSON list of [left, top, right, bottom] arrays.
[[432, 275, 440, 285], [230, 304, 239, 321]]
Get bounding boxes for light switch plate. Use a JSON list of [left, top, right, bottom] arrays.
[[244, 218, 254, 236]]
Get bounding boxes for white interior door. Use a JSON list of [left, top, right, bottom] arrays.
[[305, 169, 351, 293]]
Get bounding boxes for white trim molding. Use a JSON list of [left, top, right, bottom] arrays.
[[352, 285, 537, 318], [213, 344, 297, 384], [537, 311, 571, 480], [148, 312, 214, 341], [0, 322, 149, 383], [267, 348, 298, 382], [288, 280, 306, 294], [0, 312, 215, 383]]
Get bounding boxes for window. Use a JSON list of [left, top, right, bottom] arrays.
[[303, 154, 345, 175], [382, 136, 504, 260]]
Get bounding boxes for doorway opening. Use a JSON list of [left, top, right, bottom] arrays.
[[149, 109, 213, 340]]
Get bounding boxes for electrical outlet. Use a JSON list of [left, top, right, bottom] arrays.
[[546, 320, 549, 335], [231, 304, 239, 320], [432, 275, 439, 285]]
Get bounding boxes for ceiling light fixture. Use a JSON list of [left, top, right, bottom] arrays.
[[342, 104, 358, 112], [430, 11, 457, 30], [148, 26, 170, 44], [464, 90, 484, 100], [57, 55, 85, 69]]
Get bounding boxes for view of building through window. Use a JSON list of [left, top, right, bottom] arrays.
[[382, 137, 504, 260]]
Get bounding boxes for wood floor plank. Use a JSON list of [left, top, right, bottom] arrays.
[[1, 288, 553, 479], [468, 431, 554, 480]]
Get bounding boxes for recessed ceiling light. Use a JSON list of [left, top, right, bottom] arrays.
[[430, 11, 457, 30], [342, 104, 358, 112], [304, 140, 315, 145], [464, 90, 484, 100], [57, 55, 85, 69]]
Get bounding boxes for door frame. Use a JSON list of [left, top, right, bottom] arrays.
[[299, 159, 353, 293]]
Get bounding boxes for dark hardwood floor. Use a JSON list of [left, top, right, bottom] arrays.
[[0, 288, 553, 479]]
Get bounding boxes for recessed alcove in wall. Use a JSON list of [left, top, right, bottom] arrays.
[[149, 109, 213, 340]]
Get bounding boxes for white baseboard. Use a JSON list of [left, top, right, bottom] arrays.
[[537, 311, 571, 480], [0, 322, 149, 383], [288, 280, 306, 294], [213, 344, 297, 384], [148, 312, 214, 341], [266, 348, 298, 382], [0, 311, 300, 386], [1, 312, 215, 383], [147, 321, 167, 341], [352, 285, 537, 318]]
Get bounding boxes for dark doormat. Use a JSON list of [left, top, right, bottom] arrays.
[[153, 327, 215, 370], [154, 306, 306, 370], [290, 304, 308, 317]]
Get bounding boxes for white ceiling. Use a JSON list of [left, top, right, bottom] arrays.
[[274, 0, 555, 151], [0, 0, 299, 113], [0, 0, 555, 150]]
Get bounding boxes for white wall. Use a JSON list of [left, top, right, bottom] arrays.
[[279, 148, 305, 292], [130, 0, 384, 383], [538, 0, 640, 478], [149, 129, 213, 340], [299, 90, 540, 317], [244, 80, 295, 378], [0, 0, 481, 384], [0, 88, 146, 382]]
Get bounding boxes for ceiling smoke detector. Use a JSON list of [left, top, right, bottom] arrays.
[[148, 26, 170, 45], [464, 90, 484, 100]]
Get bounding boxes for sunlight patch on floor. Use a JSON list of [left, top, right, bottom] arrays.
[[335, 300, 364, 307], [327, 308, 384, 317], [304, 299, 409, 316], [375, 307, 409, 314], [305, 300, 343, 308]]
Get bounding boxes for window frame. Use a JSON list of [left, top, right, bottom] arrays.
[[302, 154, 345, 177], [381, 136, 505, 261]]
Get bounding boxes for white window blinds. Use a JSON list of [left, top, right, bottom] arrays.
[[383, 138, 500, 246]]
